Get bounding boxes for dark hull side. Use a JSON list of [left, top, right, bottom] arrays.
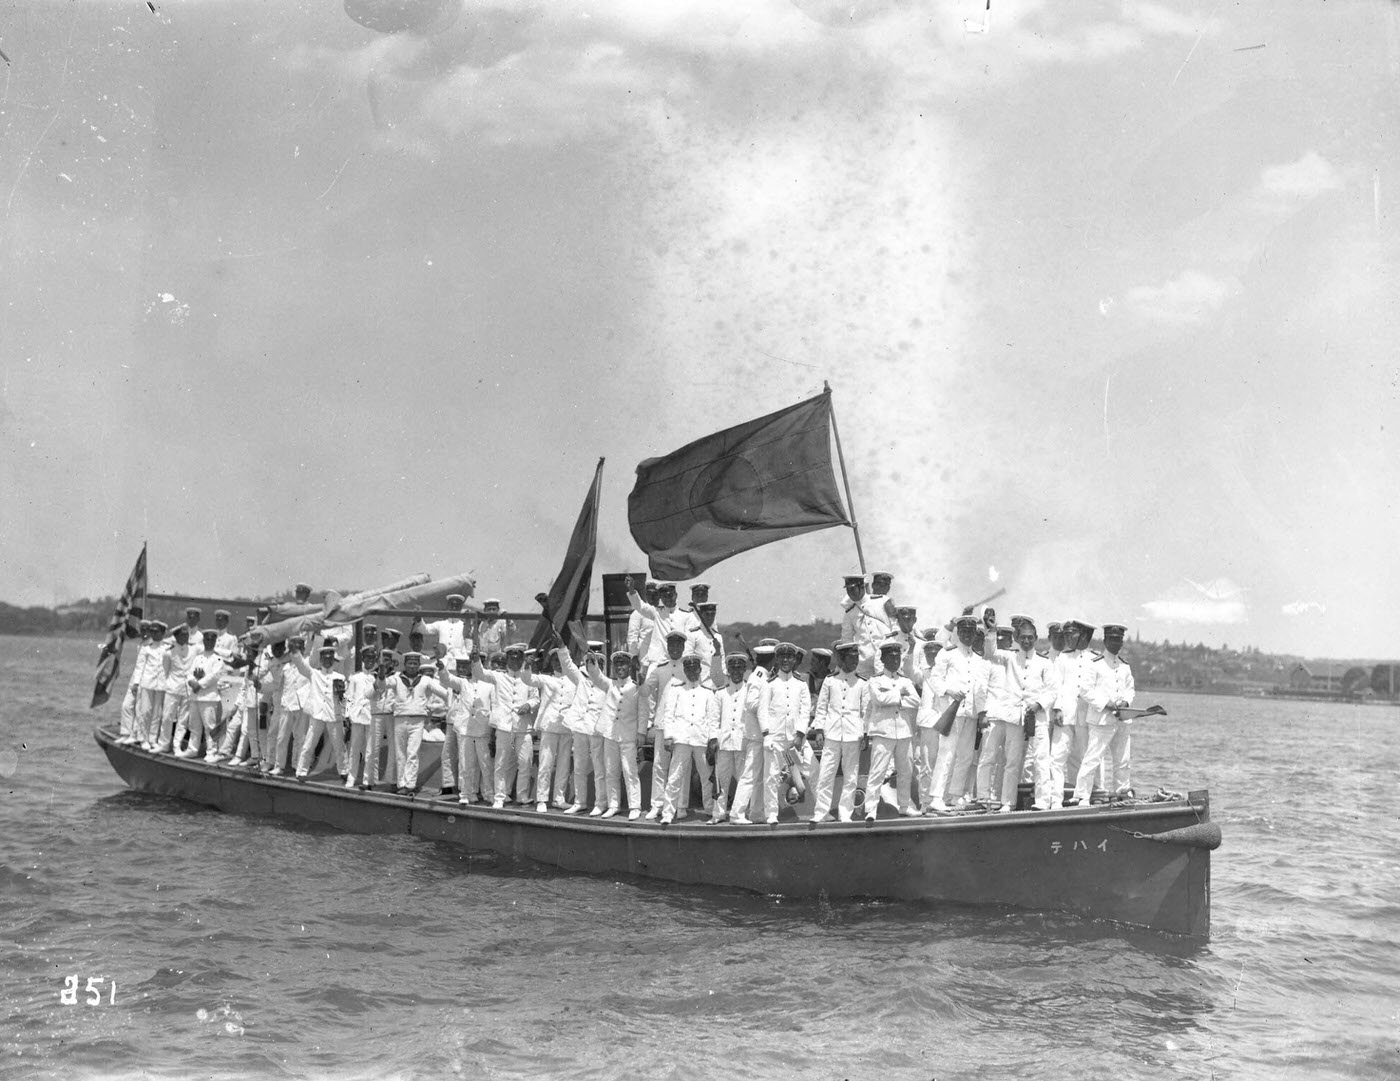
[[95, 726, 1213, 937]]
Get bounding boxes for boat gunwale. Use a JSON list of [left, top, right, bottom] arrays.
[[94, 724, 1210, 839]]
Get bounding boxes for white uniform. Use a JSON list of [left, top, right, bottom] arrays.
[[864, 668, 919, 817], [580, 661, 644, 815], [840, 595, 890, 678], [343, 669, 377, 787], [530, 671, 572, 808], [424, 617, 470, 662], [441, 672, 495, 801], [926, 644, 986, 808], [184, 650, 225, 760], [810, 671, 866, 821], [136, 639, 167, 747], [713, 678, 761, 822], [385, 669, 449, 791], [270, 654, 311, 775], [658, 680, 720, 822], [1073, 653, 1135, 801], [1047, 649, 1085, 808], [758, 672, 812, 823], [642, 658, 684, 815], [161, 642, 197, 753], [559, 652, 608, 813], [294, 659, 348, 778], [978, 647, 1057, 810], [471, 661, 537, 806], [627, 590, 683, 669]]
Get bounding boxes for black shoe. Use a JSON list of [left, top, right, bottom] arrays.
[[439, 786, 457, 798], [395, 787, 408, 796]]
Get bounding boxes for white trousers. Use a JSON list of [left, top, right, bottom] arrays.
[[395, 716, 426, 789], [271, 707, 305, 772], [189, 701, 220, 758], [866, 736, 915, 815], [1025, 721, 1053, 808], [119, 683, 140, 739], [160, 693, 189, 752], [536, 731, 570, 805], [648, 728, 671, 811], [929, 715, 977, 802], [1073, 723, 1119, 801], [138, 687, 165, 745], [1108, 723, 1132, 793], [726, 741, 765, 821], [663, 743, 713, 818], [603, 738, 641, 812], [811, 738, 861, 820], [976, 719, 1025, 807], [456, 733, 493, 800], [493, 729, 533, 803], [762, 739, 801, 821], [571, 732, 605, 810], [712, 748, 741, 817], [345, 722, 372, 785], [297, 713, 347, 776], [439, 724, 460, 789]]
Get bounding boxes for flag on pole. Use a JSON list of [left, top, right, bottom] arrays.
[[627, 391, 850, 580], [91, 544, 148, 708], [530, 459, 604, 653]]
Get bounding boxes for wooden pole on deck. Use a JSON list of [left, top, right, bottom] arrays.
[[824, 382, 867, 575]]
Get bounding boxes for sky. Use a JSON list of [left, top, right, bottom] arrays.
[[0, 0, 1396, 659]]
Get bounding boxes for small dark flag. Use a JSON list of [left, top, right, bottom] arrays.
[[91, 544, 148, 708], [627, 391, 850, 580], [530, 459, 604, 653]]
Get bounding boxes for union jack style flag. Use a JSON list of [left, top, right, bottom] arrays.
[[90, 544, 148, 708]]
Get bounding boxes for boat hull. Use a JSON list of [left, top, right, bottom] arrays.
[[95, 726, 1212, 937]]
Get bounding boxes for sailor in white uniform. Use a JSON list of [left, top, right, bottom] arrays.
[[979, 619, 1057, 812], [1071, 623, 1135, 804], [658, 653, 719, 824], [574, 648, 645, 818], [343, 647, 380, 788], [923, 614, 984, 811], [758, 642, 811, 824], [386, 651, 450, 795], [641, 630, 688, 819], [627, 576, 683, 674], [809, 640, 866, 822], [864, 641, 921, 818], [839, 574, 891, 678], [160, 625, 196, 754], [438, 655, 496, 803], [182, 630, 226, 760], [712, 653, 758, 823], [472, 643, 539, 807], [292, 645, 348, 779]]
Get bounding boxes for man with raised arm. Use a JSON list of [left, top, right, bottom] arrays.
[[384, 651, 450, 795], [640, 628, 689, 819], [657, 653, 720, 824], [558, 641, 608, 815], [472, 642, 539, 808], [979, 617, 1057, 812], [438, 654, 496, 804], [809, 640, 866, 823], [159, 624, 196, 754], [758, 642, 812, 825], [568, 647, 644, 819], [291, 644, 349, 780], [626, 575, 683, 676]]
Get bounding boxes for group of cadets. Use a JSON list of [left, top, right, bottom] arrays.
[[111, 572, 1138, 823]]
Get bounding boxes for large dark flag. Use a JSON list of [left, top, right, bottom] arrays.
[[530, 459, 604, 653], [628, 391, 850, 580], [91, 544, 148, 708]]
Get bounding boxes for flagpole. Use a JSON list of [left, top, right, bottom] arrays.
[[823, 382, 866, 575]]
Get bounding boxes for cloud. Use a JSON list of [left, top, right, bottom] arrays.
[[1140, 577, 1248, 625], [1124, 270, 1236, 324], [1281, 600, 1326, 617], [1256, 150, 1344, 202]]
